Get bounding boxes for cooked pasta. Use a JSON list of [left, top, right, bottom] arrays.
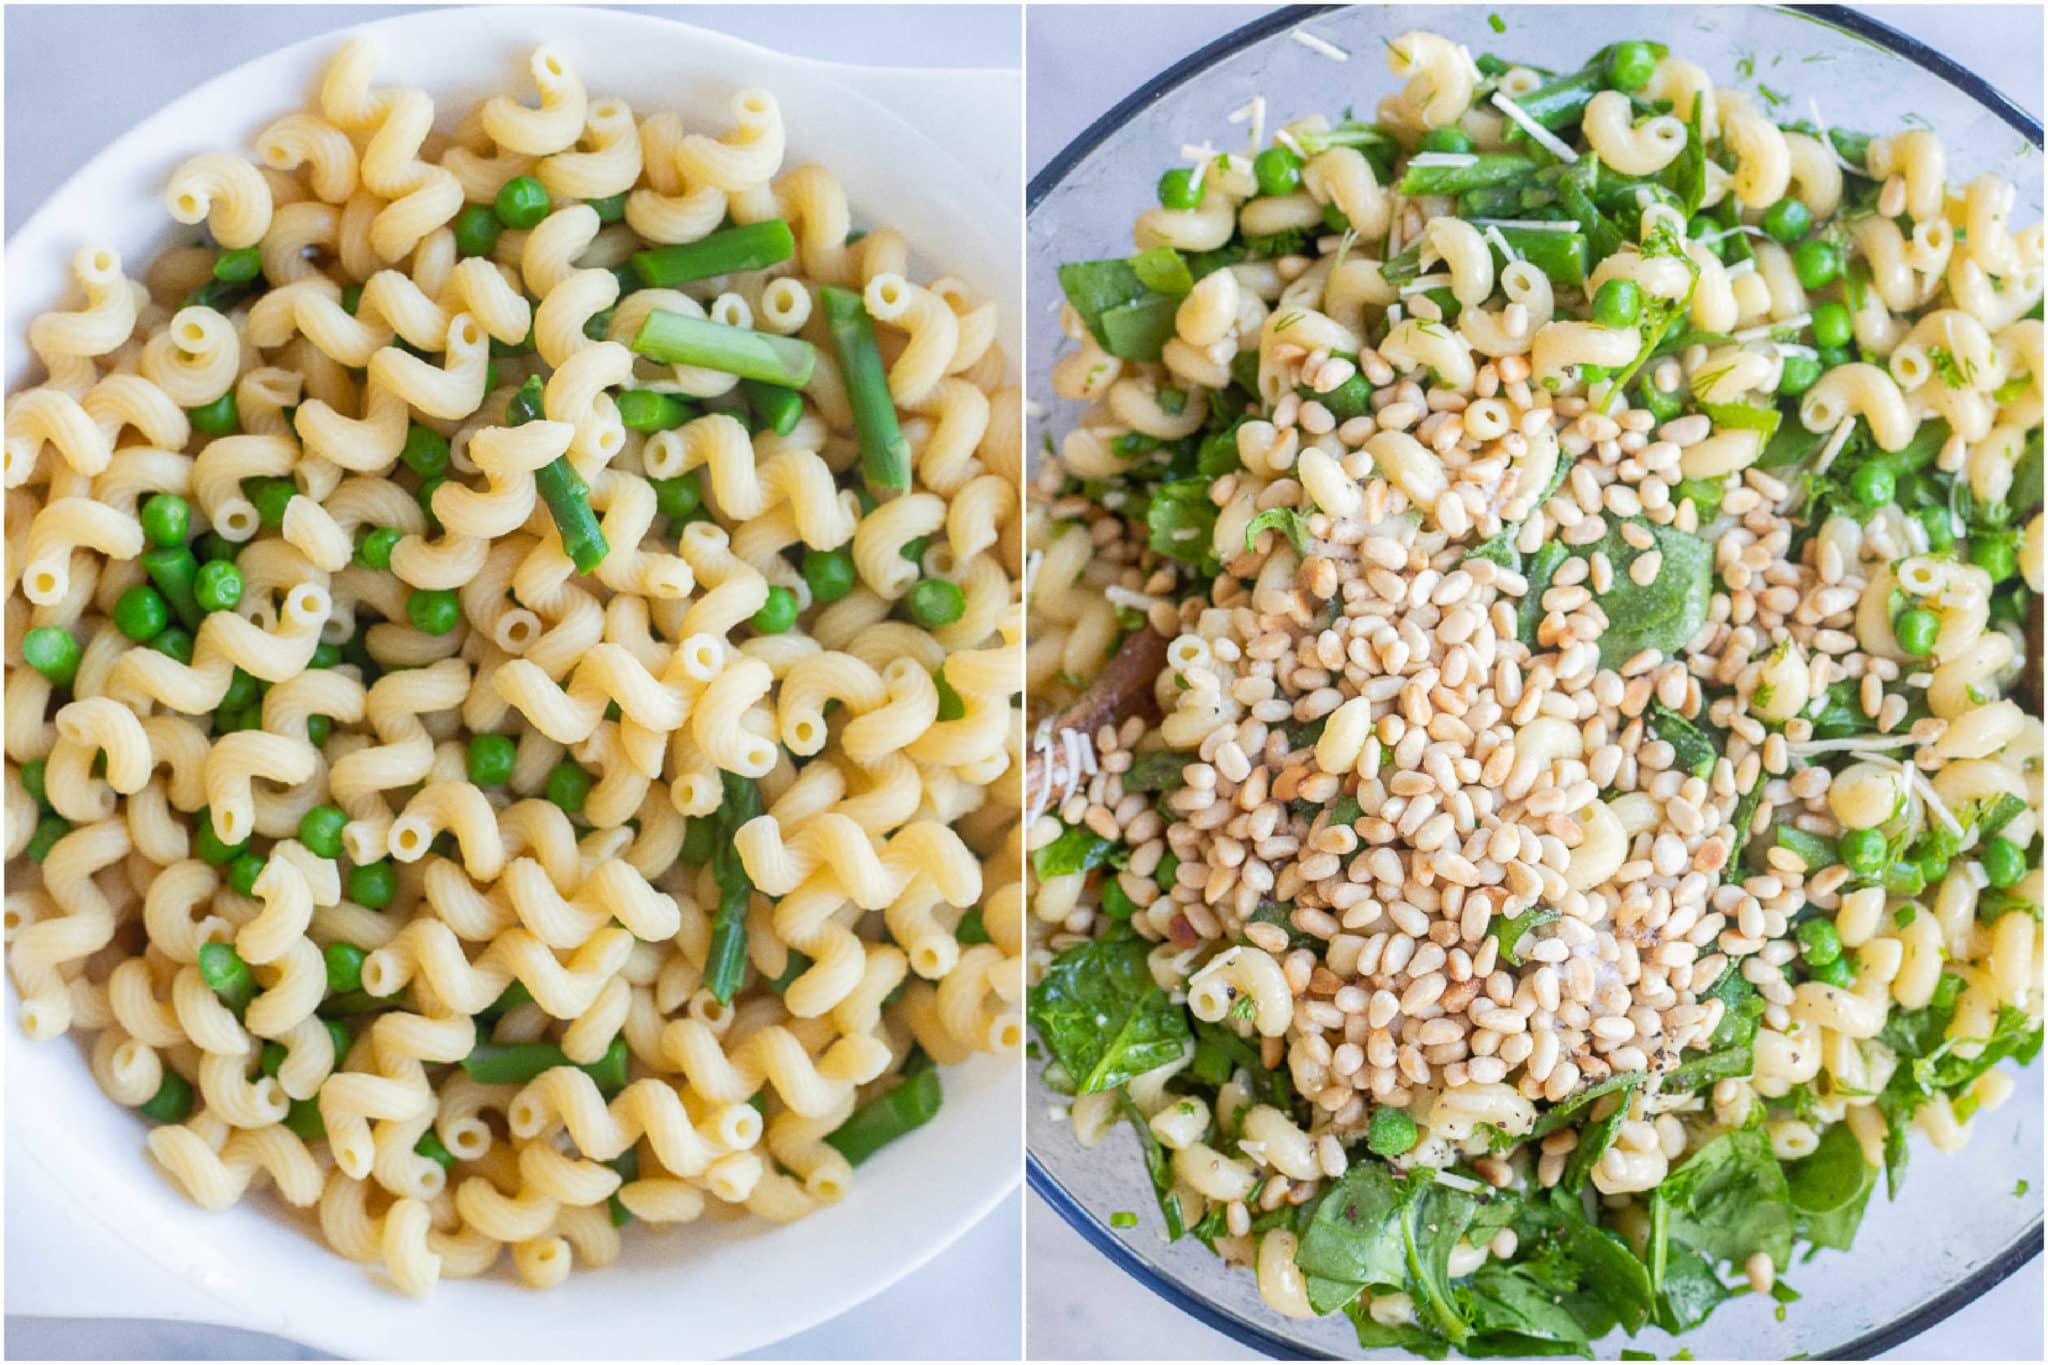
[[1025, 26, 2042, 1357], [6, 36, 1021, 1296]]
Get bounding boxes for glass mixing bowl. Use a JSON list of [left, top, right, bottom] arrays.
[[1025, 4, 2044, 1358]]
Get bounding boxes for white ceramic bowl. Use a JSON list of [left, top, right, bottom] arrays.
[[4, 7, 1020, 1358]]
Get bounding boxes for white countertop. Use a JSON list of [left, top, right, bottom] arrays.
[[2, 5, 1020, 1360], [1025, 3, 2044, 1360]]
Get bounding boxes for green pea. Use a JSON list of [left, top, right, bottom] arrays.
[[283, 1098, 327, 1141], [1156, 167, 1200, 211], [494, 175, 551, 230], [1796, 916, 1842, 966], [400, 423, 452, 478], [325, 1018, 355, 1058], [213, 246, 263, 283], [407, 587, 462, 636], [141, 493, 192, 548], [356, 526, 402, 571], [454, 203, 503, 258], [196, 532, 238, 564], [1793, 238, 1842, 289], [1605, 39, 1657, 91], [1816, 343, 1853, 370], [650, 475, 702, 521], [348, 860, 398, 910], [311, 642, 344, 669], [546, 761, 593, 816], [138, 1070, 196, 1124], [1839, 827, 1887, 877], [1915, 845, 1951, 887], [586, 192, 628, 224], [110, 584, 168, 642], [150, 627, 194, 664], [1916, 505, 1955, 552], [22, 626, 81, 688], [899, 536, 933, 568], [187, 391, 240, 436], [25, 815, 68, 863], [220, 667, 261, 712], [299, 804, 347, 858], [198, 940, 255, 1012], [616, 389, 691, 432], [19, 759, 48, 809], [906, 578, 966, 628], [228, 851, 266, 896], [1777, 353, 1821, 396], [750, 584, 799, 634], [467, 733, 517, 786], [1970, 535, 2017, 583], [1849, 462, 1895, 508], [1419, 127, 1475, 156], [1687, 215, 1725, 258], [802, 548, 856, 604], [194, 560, 243, 612], [1252, 146, 1303, 197], [1761, 198, 1812, 244], [193, 808, 245, 866], [1367, 1105, 1419, 1157], [1808, 953, 1855, 988], [324, 942, 368, 994], [1322, 202, 1349, 232], [1579, 363, 1609, 385], [1982, 836, 2025, 889], [1811, 302, 1853, 349], [1592, 278, 1642, 329], [260, 1040, 288, 1078], [583, 308, 616, 342], [238, 481, 293, 534], [1893, 606, 1939, 656], [340, 282, 364, 316]]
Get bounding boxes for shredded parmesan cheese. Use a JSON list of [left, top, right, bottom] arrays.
[[1483, 223, 1522, 263], [1491, 91, 1579, 162], [1408, 152, 1480, 168], [1808, 97, 1868, 176], [1473, 217, 1580, 231], [1399, 272, 1455, 296], [1103, 584, 1164, 613], [1812, 415, 1857, 477], [1724, 258, 1758, 279], [1788, 733, 1919, 756], [1291, 28, 1349, 62], [1274, 127, 1307, 161], [1733, 313, 1810, 342]]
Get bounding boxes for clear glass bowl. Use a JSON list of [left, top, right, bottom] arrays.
[[1025, 5, 2044, 1358]]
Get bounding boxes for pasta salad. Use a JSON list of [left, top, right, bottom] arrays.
[[6, 37, 1023, 1295], [1026, 28, 2042, 1358]]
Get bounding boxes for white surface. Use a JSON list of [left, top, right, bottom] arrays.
[[3, 5, 1021, 1361], [1024, 3, 2044, 1361]]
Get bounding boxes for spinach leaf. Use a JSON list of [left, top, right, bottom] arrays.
[[1345, 1299, 1452, 1359], [1647, 702, 1719, 779], [1128, 246, 1194, 296], [1577, 518, 1714, 668], [1654, 1245, 1735, 1334], [1120, 750, 1190, 794], [1465, 529, 1521, 574], [1245, 506, 1314, 555], [1490, 906, 1560, 967], [1518, 541, 1570, 644], [1027, 931, 1191, 1094], [1295, 1159, 1417, 1307], [1533, 1069, 1649, 1139], [1145, 477, 1219, 568], [1775, 826, 1840, 875], [1031, 821, 1117, 878], [1100, 296, 1179, 361], [1562, 1082, 1639, 1190], [1785, 1121, 1877, 1251], [1118, 1090, 1187, 1240], [1189, 1017, 1291, 1111], [1658, 1125, 1793, 1270], [1056, 259, 1150, 350]]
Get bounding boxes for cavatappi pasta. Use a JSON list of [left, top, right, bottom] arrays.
[[1025, 27, 2042, 1356], [5, 38, 1023, 1295]]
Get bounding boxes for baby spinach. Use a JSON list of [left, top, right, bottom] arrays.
[[1026, 930, 1191, 1094], [1296, 1159, 1421, 1313], [1647, 702, 1718, 778], [1120, 750, 1190, 793], [1057, 257, 1177, 361], [1118, 1090, 1187, 1239], [1489, 906, 1560, 967], [1785, 1122, 1878, 1251], [1577, 517, 1714, 669], [1518, 541, 1571, 644], [1245, 506, 1314, 555], [1031, 821, 1118, 878], [1189, 1017, 1291, 1110], [1562, 1081, 1640, 1190], [1145, 477, 1219, 569], [1657, 1126, 1793, 1271]]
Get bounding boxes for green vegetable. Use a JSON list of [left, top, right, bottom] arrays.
[[22, 626, 80, 688], [741, 379, 803, 437], [1156, 167, 1200, 210], [324, 942, 367, 994], [1793, 238, 1842, 289], [298, 805, 347, 858], [650, 474, 702, 522], [1367, 1105, 1419, 1157], [139, 1071, 196, 1124], [141, 493, 191, 547], [750, 584, 799, 634], [1761, 197, 1811, 243], [546, 760, 593, 815], [1489, 906, 1559, 967], [818, 285, 910, 489], [1606, 40, 1657, 90], [704, 771, 763, 1005], [1571, 517, 1713, 668], [802, 547, 856, 603], [356, 526, 401, 570], [1253, 145, 1303, 197], [630, 309, 816, 388], [1419, 127, 1475, 156], [1893, 606, 1938, 656], [454, 203, 503, 257], [187, 391, 239, 436], [348, 860, 397, 909], [1128, 246, 1194, 297], [1839, 827, 1886, 877], [195, 560, 243, 613], [1593, 278, 1642, 328], [906, 578, 966, 628], [1811, 301, 1853, 349], [466, 733, 517, 786], [114, 584, 171, 642], [198, 940, 256, 1014], [493, 175, 551, 230], [630, 221, 796, 288], [1026, 929, 1191, 1094], [1396, 154, 1536, 197], [1648, 702, 1719, 778], [1982, 836, 2025, 889], [1031, 821, 1117, 878], [825, 1063, 942, 1165], [1144, 478, 1218, 570], [25, 816, 69, 863], [1778, 351, 1821, 395], [505, 378, 611, 573], [1245, 506, 1313, 556], [406, 587, 461, 636], [461, 1038, 628, 1089], [400, 423, 451, 478]]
